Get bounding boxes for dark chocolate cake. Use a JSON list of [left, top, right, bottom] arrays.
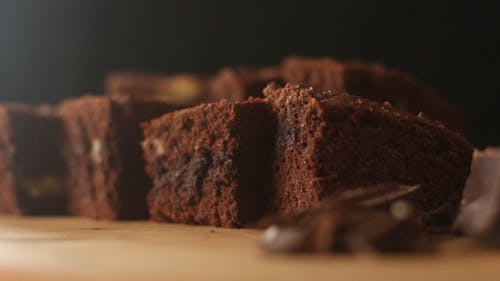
[[264, 84, 472, 218], [281, 56, 462, 131], [59, 95, 177, 219], [0, 104, 66, 215], [142, 99, 275, 227]]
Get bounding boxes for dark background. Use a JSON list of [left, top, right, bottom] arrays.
[[0, 1, 498, 146]]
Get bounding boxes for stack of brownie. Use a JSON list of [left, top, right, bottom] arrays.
[[142, 83, 472, 227], [0, 56, 474, 241]]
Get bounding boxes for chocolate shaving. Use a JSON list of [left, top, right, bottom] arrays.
[[261, 183, 423, 253], [420, 202, 457, 233], [453, 148, 500, 242], [334, 183, 420, 208]]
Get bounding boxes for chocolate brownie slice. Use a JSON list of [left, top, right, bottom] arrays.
[[106, 72, 206, 106], [0, 104, 66, 214], [281, 56, 462, 131], [59, 95, 177, 219], [207, 66, 281, 102], [264, 84, 472, 219], [142, 99, 275, 227]]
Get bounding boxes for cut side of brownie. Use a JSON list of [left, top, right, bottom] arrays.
[[105, 71, 206, 106], [281, 56, 462, 131], [207, 66, 282, 102], [264, 84, 473, 219], [59, 95, 177, 219], [0, 104, 66, 215], [142, 99, 275, 227]]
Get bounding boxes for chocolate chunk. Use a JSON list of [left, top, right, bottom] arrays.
[[453, 148, 500, 241], [261, 183, 422, 253]]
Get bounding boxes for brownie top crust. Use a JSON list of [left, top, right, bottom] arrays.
[[264, 83, 471, 160], [280, 56, 463, 131], [264, 83, 463, 139]]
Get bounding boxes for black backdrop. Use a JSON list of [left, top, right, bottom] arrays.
[[0, 0, 498, 146]]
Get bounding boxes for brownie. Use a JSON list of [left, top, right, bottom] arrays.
[[264, 84, 473, 220], [105, 71, 206, 106], [142, 99, 275, 227], [281, 56, 462, 131], [207, 66, 282, 102], [59, 95, 177, 219], [0, 104, 66, 214]]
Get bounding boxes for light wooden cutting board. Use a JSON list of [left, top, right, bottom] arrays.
[[0, 216, 499, 281]]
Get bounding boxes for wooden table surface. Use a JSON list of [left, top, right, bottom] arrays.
[[0, 216, 499, 281]]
